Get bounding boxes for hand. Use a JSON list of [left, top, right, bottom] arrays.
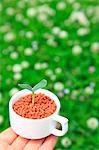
[[0, 128, 58, 150]]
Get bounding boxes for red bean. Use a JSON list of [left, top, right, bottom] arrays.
[[13, 93, 57, 119]]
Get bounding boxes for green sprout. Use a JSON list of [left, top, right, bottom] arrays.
[[18, 79, 47, 105]]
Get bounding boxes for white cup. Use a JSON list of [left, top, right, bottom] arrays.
[[9, 89, 68, 139]]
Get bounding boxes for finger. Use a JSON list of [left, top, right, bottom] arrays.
[[24, 138, 45, 150], [12, 136, 29, 150], [56, 122, 60, 129], [0, 140, 12, 150], [39, 135, 58, 150], [0, 128, 18, 145]]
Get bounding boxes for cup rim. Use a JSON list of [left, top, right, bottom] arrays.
[[9, 89, 60, 122]]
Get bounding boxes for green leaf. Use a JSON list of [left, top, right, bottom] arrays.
[[18, 84, 32, 91], [32, 79, 47, 92]]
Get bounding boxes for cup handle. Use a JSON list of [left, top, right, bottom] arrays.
[[51, 115, 68, 136]]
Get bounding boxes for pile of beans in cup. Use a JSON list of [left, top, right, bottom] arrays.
[[13, 93, 57, 119]]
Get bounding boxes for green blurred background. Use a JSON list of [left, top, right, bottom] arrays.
[[0, 0, 99, 149]]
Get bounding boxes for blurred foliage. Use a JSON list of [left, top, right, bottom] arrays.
[[0, 0, 99, 149]]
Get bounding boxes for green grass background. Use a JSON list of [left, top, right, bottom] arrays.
[[0, 0, 99, 149]]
